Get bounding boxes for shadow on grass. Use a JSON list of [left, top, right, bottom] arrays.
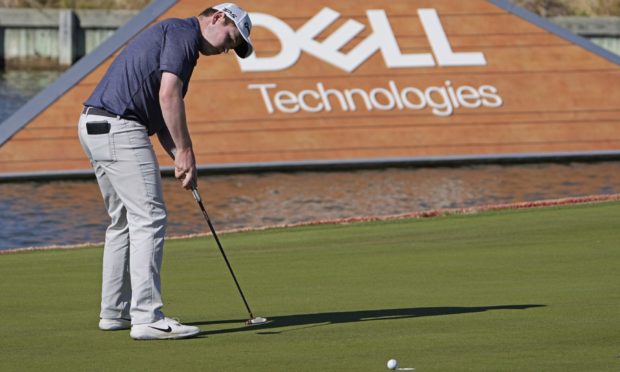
[[190, 304, 545, 337]]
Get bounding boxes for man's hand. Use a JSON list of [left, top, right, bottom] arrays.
[[174, 147, 197, 189], [160, 71, 197, 190]]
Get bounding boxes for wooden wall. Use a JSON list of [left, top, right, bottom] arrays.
[[1, 0, 619, 175]]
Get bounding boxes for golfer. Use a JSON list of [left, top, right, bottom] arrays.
[[77, 3, 254, 340]]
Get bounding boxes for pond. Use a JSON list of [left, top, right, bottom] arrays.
[[1, 161, 619, 251]]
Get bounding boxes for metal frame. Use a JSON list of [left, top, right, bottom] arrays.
[[2, 150, 620, 182]]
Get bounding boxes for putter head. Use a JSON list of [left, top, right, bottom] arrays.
[[246, 316, 269, 325]]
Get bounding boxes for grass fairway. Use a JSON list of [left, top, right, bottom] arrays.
[[1, 202, 619, 371]]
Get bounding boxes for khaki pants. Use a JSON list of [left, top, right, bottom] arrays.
[[78, 111, 166, 325]]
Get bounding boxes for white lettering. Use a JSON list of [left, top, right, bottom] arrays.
[[317, 82, 349, 112], [248, 81, 503, 116], [367, 10, 435, 69], [369, 87, 396, 111], [445, 81, 460, 109], [238, 14, 301, 72], [247, 83, 277, 113], [239, 8, 486, 72], [456, 86, 482, 108], [401, 87, 426, 110], [344, 88, 372, 111], [425, 86, 453, 117], [479, 85, 503, 107], [295, 8, 379, 73], [418, 9, 487, 66], [299, 90, 324, 112], [388, 80, 405, 109], [274, 90, 300, 113]]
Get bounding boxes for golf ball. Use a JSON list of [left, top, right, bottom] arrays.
[[387, 359, 398, 370]]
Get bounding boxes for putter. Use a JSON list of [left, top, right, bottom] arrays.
[[191, 186, 268, 326]]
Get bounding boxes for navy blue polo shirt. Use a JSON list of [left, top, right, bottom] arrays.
[[85, 17, 201, 135]]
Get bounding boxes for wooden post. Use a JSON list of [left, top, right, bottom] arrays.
[[0, 28, 4, 69], [58, 9, 78, 66]]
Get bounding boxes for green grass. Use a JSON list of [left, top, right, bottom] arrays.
[[1, 202, 619, 371]]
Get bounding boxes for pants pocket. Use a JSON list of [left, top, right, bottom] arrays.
[[85, 128, 115, 162]]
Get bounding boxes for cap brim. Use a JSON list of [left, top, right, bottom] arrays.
[[234, 39, 253, 58]]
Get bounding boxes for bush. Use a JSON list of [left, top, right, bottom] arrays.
[[510, 0, 620, 16]]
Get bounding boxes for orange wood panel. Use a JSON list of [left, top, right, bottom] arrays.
[[1, 0, 620, 175]]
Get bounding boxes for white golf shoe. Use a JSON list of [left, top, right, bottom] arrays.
[[130, 317, 200, 340], [99, 318, 131, 331]]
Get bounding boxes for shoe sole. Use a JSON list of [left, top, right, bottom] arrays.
[[130, 330, 200, 340], [100, 325, 131, 331], [99, 319, 131, 331]]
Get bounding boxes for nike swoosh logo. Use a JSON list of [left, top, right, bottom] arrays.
[[149, 325, 172, 333]]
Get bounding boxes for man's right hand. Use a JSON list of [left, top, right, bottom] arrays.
[[174, 147, 197, 189]]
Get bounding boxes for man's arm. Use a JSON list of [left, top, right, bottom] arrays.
[[160, 71, 197, 189], [157, 124, 177, 160]]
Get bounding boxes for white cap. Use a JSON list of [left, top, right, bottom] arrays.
[[212, 3, 253, 58]]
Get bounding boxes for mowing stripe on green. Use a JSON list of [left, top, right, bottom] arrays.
[[1, 202, 619, 371]]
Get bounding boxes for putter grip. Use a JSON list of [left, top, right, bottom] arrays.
[[191, 187, 202, 203]]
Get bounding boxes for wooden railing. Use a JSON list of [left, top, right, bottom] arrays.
[[0, 8, 138, 68]]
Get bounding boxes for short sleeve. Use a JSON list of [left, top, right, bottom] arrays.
[[160, 26, 199, 82]]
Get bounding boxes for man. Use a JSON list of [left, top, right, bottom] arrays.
[[77, 3, 254, 340]]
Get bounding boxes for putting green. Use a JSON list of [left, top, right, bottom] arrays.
[[1, 202, 619, 371]]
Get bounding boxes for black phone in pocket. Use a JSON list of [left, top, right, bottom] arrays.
[[86, 121, 111, 135]]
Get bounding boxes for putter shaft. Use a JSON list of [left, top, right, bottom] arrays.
[[191, 187, 255, 319]]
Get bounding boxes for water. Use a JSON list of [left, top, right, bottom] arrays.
[[0, 70, 62, 123], [1, 162, 620, 251], [1, 70, 620, 251]]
